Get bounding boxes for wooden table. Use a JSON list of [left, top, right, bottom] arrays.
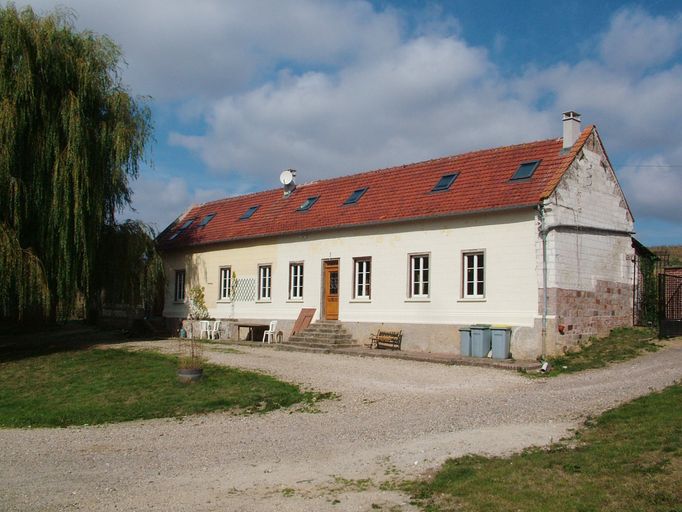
[[236, 322, 269, 342]]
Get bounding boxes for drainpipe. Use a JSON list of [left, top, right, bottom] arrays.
[[539, 203, 548, 357]]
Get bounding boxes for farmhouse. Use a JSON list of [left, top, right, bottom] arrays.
[[158, 112, 635, 358]]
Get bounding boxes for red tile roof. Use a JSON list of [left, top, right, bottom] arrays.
[[158, 126, 594, 250]]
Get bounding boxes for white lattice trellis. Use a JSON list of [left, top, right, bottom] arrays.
[[233, 277, 256, 302]]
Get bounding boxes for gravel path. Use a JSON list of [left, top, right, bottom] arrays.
[[2, 339, 681, 512]]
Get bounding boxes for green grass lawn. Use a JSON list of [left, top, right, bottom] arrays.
[[407, 383, 682, 511], [0, 347, 324, 427], [538, 327, 659, 377]]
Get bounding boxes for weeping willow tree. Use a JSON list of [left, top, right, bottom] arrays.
[[0, 5, 160, 322]]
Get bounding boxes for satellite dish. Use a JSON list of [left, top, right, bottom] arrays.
[[279, 169, 295, 185]]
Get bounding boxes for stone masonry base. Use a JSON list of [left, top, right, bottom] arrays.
[[543, 279, 633, 354]]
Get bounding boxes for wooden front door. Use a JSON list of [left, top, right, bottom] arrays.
[[323, 261, 339, 320]]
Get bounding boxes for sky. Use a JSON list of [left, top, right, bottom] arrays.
[[10, 0, 682, 246]]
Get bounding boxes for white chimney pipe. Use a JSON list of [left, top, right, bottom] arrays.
[[562, 111, 581, 150]]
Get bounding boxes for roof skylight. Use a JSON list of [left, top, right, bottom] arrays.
[[239, 206, 259, 220], [344, 188, 368, 205], [297, 196, 319, 211], [511, 160, 541, 181], [168, 218, 195, 240], [198, 213, 215, 226], [432, 173, 459, 192]]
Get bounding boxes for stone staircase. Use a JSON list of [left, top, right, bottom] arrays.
[[277, 320, 358, 352]]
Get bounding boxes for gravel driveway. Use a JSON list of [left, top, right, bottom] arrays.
[[2, 339, 681, 512]]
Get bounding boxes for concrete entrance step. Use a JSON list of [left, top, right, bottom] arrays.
[[275, 344, 334, 354], [280, 340, 357, 350], [286, 321, 358, 348]]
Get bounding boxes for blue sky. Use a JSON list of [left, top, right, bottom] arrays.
[[12, 0, 682, 246]]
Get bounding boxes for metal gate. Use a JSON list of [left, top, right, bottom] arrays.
[[659, 273, 682, 337]]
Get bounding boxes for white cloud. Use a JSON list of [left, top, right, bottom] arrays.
[[619, 154, 682, 224], [171, 35, 552, 180], [120, 175, 227, 232], [16, 0, 401, 100], [515, 60, 682, 154], [599, 9, 682, 74]]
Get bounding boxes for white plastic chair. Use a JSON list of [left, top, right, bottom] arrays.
[[210, 320, 221, 340], [199, 320, 211, 339], [263, 320, 278, 343]]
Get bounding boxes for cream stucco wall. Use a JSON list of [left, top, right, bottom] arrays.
[[163, 208, 541, 353]]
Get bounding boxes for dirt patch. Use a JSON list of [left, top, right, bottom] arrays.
[[1, 340, 681, 511]]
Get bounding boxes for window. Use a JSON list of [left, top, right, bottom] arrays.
[[239, 206, 259, 220], [511, 160, 540, 180], [463, 251, 485, 298], [289, 263, 304, 299], [169, 218, 195, 240], [258, 265, 272, 300], [344, 187, 368, 205], [409, 254, 429, 298], [297, 196, 319, 211], [353, 258, 371, 299], [219, 267, 232, 300], [432, 173, 459, 192], [174, 270, 186, 302], [198, 213, 215, 227]]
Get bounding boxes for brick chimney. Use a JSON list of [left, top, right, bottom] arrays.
[[562, 111, 581, 150]]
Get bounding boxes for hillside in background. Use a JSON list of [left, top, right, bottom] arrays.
[[651, 245, 682, 267]]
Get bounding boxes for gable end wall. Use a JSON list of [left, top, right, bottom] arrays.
[[540, 131, 635, 353]]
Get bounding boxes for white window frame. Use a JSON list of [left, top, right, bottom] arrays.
[[409, 253, 430, 298], [289, 262, 304, 300], [258, 264, 272, 301], [174, 269, 185, 302], [462, 251, 485, 299], [218, 266, 232, 301], [353, 257, 371, 299]]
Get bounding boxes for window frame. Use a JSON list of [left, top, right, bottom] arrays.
[[288, 262, 304, 300], [297, 196, 319, 211], [174, 269, 186, 302], [408, 253, 430, 299], [431, 172, 459, 192], [344, 187, 368, 205], [218, 266, 232, 301], [510, 160, 541, 181], [258, 264, 272, 301], [239, 205, 259, 220], [198, 213, 215, 227], [462, 250, 485, 299], [353, 257, 372, 300], [169, 218, 196, 240]]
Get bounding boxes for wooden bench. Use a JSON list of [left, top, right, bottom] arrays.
[[369, 329, 403, 350]]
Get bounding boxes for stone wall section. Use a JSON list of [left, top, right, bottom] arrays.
[[544, 280, 632, 349]]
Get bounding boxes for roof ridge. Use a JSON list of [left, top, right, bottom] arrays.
[[290, 136, 563, 187], [192, 187, 281, 209]]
